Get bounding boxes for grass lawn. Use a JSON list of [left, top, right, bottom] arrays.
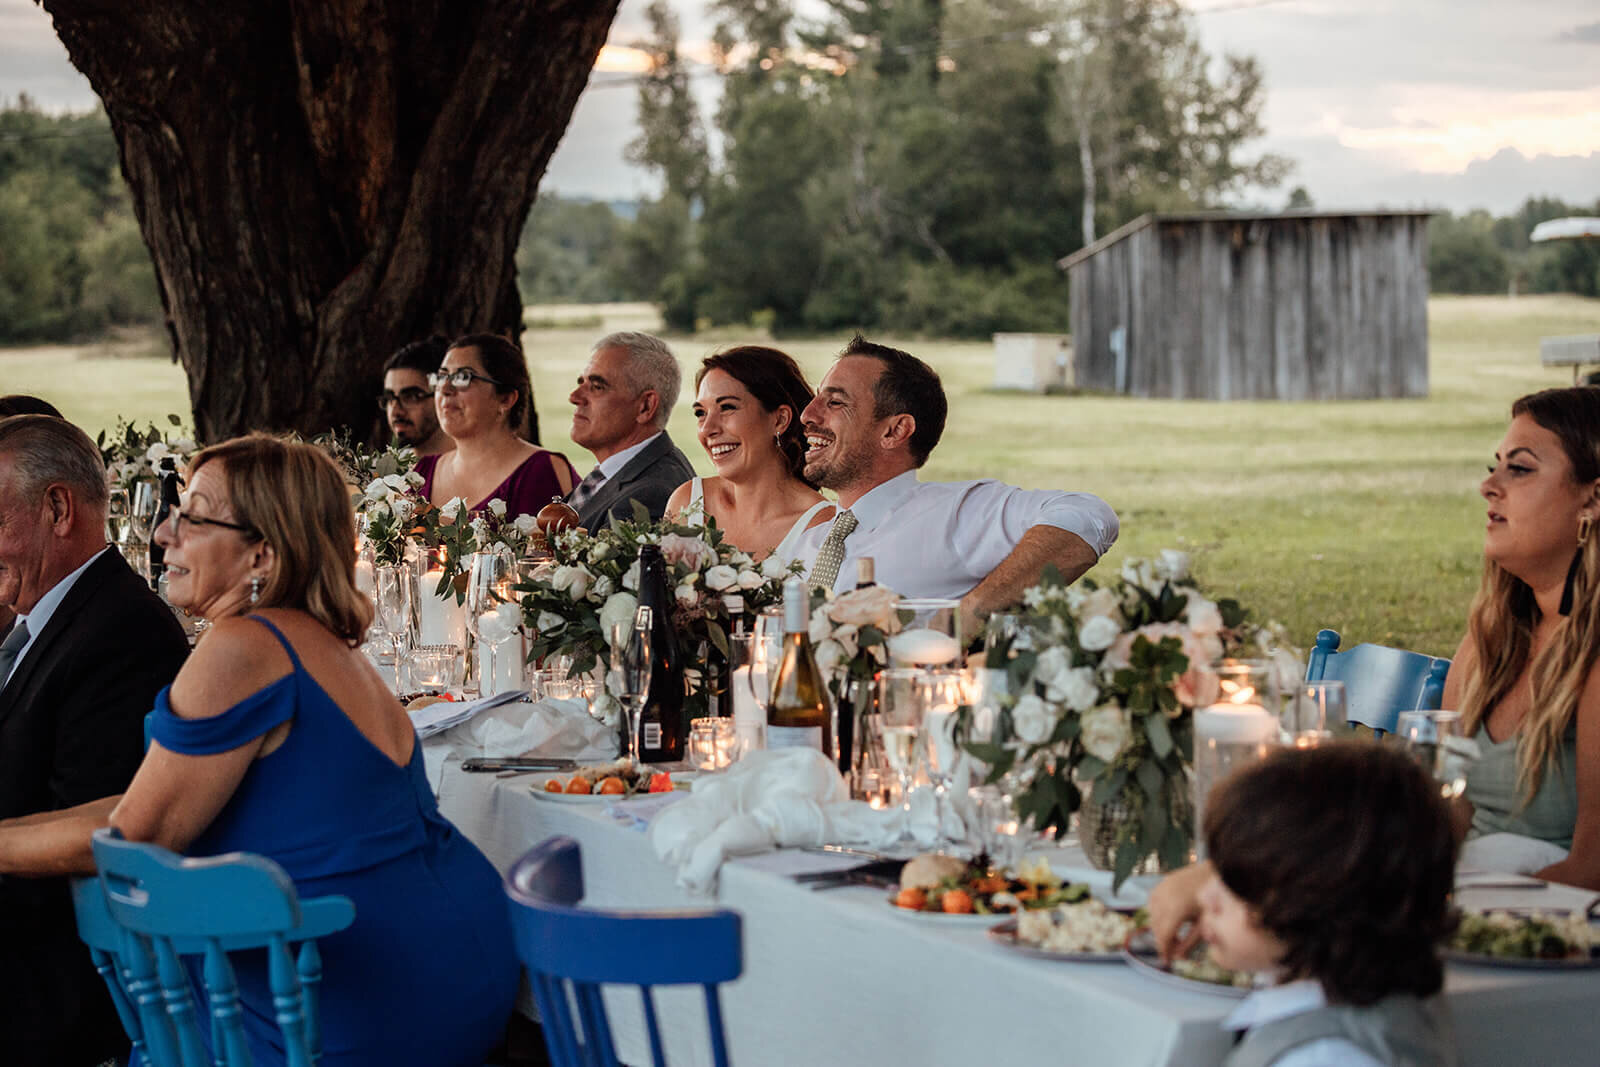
[[5, 294, 1597, 657]]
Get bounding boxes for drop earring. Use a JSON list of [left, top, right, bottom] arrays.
[[250, 574, 262, 605]]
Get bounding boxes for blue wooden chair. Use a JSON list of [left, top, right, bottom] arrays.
[[1305, 629, 1451, 735], [71, 828, 355, 1067], [504, 836, 743, 1067]]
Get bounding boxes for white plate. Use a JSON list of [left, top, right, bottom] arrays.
[[987, 918, 1125, 962], [1441, 947, 1600, 970], [885, 893, 1020, 926], [1121, 931, 1252, 998], [528, 772, 694, 802]]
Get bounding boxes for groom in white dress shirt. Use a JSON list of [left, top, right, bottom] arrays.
[[793, 335, 1118, 630]]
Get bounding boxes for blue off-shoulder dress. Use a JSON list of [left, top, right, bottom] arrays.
[[145, 616, 518, 1066]]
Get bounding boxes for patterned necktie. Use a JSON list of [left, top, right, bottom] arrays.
[[808, 509, 858, 591], [566, 467, 607, 512], [0, 619, 30, 689]]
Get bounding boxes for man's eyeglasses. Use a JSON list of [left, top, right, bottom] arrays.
[[428, 368, 502, 391], [171, 503, 259, 540], [378, 387, 433, 410]]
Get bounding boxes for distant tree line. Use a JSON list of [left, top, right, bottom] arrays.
[[1427, 197, 1600, 297]]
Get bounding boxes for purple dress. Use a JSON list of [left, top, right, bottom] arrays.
[[416, 449, 579, 519]]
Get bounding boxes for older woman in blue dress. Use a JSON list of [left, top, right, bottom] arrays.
[[664, 346, 833, 561]]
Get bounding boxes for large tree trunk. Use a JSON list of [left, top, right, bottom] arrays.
[[39, 0, 620, 443]]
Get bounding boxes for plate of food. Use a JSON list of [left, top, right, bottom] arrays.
[[988, 899, 1146, 961], [1444, 910, 1600, 969], [530, 759, 684, 802], [888, 855, 1092, 923], [1121, 929, 1254, 997]]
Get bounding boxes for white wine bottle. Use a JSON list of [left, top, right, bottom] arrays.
[[766, 577, 833, 754]]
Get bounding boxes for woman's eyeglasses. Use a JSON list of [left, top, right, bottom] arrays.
[[428, 368, 502, 391], [378, 387, 433, 410], [172, 504, 259, 540]]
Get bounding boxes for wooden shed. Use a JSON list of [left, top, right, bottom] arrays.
[[1057, 211, 1433, 400]]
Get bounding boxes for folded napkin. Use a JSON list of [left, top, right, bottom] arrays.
[[647, 749, 955, 893], [409, 689, 525, 740], [1458, 831, 1569, 876], [421, 697, 619, 792]]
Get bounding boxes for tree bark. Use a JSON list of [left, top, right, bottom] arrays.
[[39, 0, 621, 443]]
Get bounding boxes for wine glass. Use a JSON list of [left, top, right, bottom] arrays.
[[375, 562, 414, 665], [610, 608, 654, 763], [1396, 709, 1469, 799], [920, 671, 964, 847], [129, 479, 161, 544], [878, 667, 930, 847], [105, 487, 131, 544], [466, 548, 518, 696]]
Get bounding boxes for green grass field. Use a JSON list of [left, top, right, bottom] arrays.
[[5, 294, 1598, 656]]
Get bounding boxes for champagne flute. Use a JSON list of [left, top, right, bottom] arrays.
[[610, 608, 654, 764], [878, 667, 929, 847], [129, 479, 160, 544], [105, 487, 131, 545], [466, 548, 518, 696], [920, 671, 963, 848], [375, 562, 414, 665]]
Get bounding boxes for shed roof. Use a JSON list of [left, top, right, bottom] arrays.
[[1055, 209, 1437, 271]]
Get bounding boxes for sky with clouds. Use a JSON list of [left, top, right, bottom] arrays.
[[3, 0, 1596, 216]]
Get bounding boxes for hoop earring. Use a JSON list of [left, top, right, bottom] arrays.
[[250, 574, 262, 606], [1581, 514, 1593, 547]]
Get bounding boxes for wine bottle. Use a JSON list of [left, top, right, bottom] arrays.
[[147, 460, 182, 590], [854, 557, 876, 589], [766, 577, 833, 754], [634, 544, 685, 762]]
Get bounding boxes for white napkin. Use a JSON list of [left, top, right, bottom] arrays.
[[1458, 831, 1569, 876], [421, 697, 619, 792], [647, 748, 949, 893]]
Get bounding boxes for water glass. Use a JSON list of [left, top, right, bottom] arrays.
[[405, 644, 462, 692], [968, 784, 1028, 871], [1396, 709, 1469, 799], [878, 668, 930, 844], [1283, 680, 1345, 746], [610, 611, 654, 763]]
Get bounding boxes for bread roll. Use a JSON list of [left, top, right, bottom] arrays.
[[899, 853, 966, 890]]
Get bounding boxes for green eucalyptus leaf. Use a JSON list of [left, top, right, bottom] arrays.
[[1146, 715, 1174, 759]]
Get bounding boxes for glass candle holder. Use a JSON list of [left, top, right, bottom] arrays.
[[688, 717, 739, 771], [405, 644, 462, 692]]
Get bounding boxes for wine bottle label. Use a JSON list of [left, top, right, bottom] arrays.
[[766, 725, 822, 752], [644, 722, 663, 749]]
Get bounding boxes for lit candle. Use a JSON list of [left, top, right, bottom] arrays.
[[418, 570, 467, 647], [354, 558, 375, 596], [888, 627, 961, 666], [730, 665, 767, 753]]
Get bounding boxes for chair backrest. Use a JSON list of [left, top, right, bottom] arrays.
[[72, 828, 355, 1067], [504, 836, 743, 1067], [1305, 629, 1451, 735]]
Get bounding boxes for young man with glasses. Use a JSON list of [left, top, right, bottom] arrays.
[[380, 336, 453, 456]]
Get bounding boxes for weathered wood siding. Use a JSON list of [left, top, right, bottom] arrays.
[[1067, 214, 1431, 400]]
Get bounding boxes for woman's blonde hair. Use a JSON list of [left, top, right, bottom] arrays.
[[1460, 387, 1600, 801], [189, 433, 372, 645]]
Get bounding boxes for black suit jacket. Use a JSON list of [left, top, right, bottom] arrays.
[[0, 549, 189, 1066], [575, 432, 696, 530]]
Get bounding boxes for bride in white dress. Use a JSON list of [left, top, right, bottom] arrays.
[[665, 346, 834, 562]]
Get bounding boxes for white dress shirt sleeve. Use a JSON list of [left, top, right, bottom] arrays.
[[943, 480, 1119, 575], [1269, 1038, 1388, 1067]]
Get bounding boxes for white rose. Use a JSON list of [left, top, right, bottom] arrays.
[[622, 560, 640, 592], [391, 497, 414, 522], [728, 551, 752, 567], [486, 498, 507, 518], [1012, 693, 1058, 745], [1185, 597, 1224, 637], [737, 568, 764, 590], [1078, 614, 1121, 652], [171, 437, 196, 454], [551, 564, 593, 600], [1155, 549, 1190, 582], [590, 575, 615, 600], [513, 513, 538, 536], [809, 609, 832, 643], [760, 554, 791, 579], [364, 477, 389, 502], [383, 473, 409, 492], [815, 638, 845, 675], [470, 516, 491, 541], [1034, 646, 1074, 689], [588, 542, 614, 563], [675, 583, 698, 605], [1080, 704, 1132, 762], [535, 611, 567, 634], [1052, 666, 1100, 712], [1080, 586, 1122, 623], [598, 592, 639, 642], [1120, 558, 1162, 595], [704, 564, 738, 592], [145, 441, 171, 463], [439, 497, 464, 522], [591, 692, 621, 727]]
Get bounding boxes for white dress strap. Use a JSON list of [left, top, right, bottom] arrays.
[[687, 477, 706, 526], [772, 500, 833, 564]]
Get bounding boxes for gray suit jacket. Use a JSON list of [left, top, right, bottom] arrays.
[[574, 432, 695, 530]]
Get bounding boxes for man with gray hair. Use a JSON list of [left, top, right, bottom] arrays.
[[566, 331, 695, 529], [0, 414, 189, 1065]]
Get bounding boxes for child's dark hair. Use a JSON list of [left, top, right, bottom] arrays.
[[1204, 740, 1458, 1005]]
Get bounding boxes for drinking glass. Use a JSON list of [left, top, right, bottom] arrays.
[[968, 783, 1028, 870], [129, 479, 161, 544], [610, 610, 653, 763], [464, 548, 518, 696], [689, 717, 738, 771], [477, 605, 522, 697], [375, 563, 414, 663], [106, 487, 132, 545], [1396, 709, 1469, 799], [888, 598, 962, 667], [920, 671, 964, 846], [878, 668, 930, 845], [1283, 680, 1345, 747], [405, 644, 462, 692]]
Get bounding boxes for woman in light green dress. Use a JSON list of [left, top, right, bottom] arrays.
[[1445, 386, 1600, 889]]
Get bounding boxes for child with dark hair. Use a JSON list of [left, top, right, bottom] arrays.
[[1200, 741, 1460, 1067]]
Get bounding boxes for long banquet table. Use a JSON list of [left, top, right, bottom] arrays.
[[435, 760, 1600, 1067]]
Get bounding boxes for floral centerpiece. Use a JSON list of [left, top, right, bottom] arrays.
[[518, 502, 799, 722], [98, 415, 197, 491], [807, 584, 904, 705], [961, 550, 1301, 887]]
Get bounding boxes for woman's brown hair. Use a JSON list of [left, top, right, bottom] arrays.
[[1460, 386, 1600, 800], [1204, 741, 1457, 1005], [189, 434, 372, 645]]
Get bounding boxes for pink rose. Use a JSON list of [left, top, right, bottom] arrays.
[[827, 585, 901, 631], [658, 533, 716, 571]]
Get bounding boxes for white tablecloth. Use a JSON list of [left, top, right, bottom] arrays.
[[436, 761, 1600, 1067]]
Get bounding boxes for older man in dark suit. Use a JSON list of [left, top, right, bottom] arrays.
[[566, 331, 695, 529], [0, 415, 190, 1066]]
